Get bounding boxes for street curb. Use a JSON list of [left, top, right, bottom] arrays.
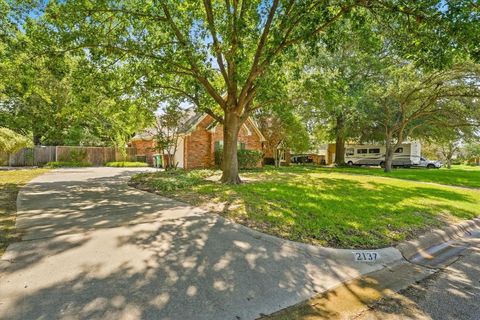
[[225, 218, 404, 266], [396, 217, 480, 260]]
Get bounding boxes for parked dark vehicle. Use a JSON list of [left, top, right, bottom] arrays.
[[292, 155, 313, 164]]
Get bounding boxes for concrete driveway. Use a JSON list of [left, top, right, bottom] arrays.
[[0, 167, 401, 320]]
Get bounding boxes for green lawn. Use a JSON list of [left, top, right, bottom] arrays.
[[315, 165, 480, 188], [132, 166, 480, 248], [0, 169, 49, 256]]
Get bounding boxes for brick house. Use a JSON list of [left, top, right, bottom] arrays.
[[130, 111, 266, 169]]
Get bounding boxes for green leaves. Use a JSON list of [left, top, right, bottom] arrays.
[[0, 127, 32, 154]]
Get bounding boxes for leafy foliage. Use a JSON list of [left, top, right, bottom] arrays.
[[26, 0, 478, 183], [151, 105, 184, 170], [361, 62, 480, 171], [215, 149, 263, 169], [105, 161, 148, 167], [0, 127, 32, 154]]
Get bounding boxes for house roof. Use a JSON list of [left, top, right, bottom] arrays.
[[131, 108, 266, 142], [130, 127, 158, 141]]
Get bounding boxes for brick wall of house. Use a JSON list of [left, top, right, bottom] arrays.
[[185, 116, 263, 169], [131, 115, 264, 169], [210, 118, 263, 167], [184, 116, 212, 169], [130, 139, 156, 164]]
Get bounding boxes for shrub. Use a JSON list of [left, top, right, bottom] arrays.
[[105, 161, 149, 167], [132, 169, 215, 191], [215, 148, 263, 169], [238, 149, 263, 168], [45, 161, 91, 168]]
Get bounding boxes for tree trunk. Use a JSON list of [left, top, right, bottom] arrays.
[[33, 134, 41, 146], [167, 153, 174, 170], [447, 157, 452, 169], [220, 110, 242, 184], [384, 139, 394, 173], [334, 114, 346, 166]]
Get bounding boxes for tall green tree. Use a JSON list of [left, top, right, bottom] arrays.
[[362, 63, 480, 172], [1, 20, 155, 146], [298, 15, 384, 165]]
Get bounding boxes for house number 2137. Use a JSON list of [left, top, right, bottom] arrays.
[[353, 252, 379, 262]]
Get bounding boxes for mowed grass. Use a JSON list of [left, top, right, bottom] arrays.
[[132, 166, 480, 248], [316, 165, 480, 188], [0, 169, 49, 256]]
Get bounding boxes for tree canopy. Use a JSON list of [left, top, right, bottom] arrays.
[[1, 0, 479, 179], [18, 0, 475, 182]]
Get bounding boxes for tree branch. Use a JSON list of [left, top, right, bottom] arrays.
[[160, 2, 226, 109], [203, 0, 229, 84]]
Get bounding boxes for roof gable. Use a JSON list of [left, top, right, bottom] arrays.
[[131, 109, 266, 142]]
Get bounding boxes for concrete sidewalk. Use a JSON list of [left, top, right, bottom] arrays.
[[1, 167, 401, 320]]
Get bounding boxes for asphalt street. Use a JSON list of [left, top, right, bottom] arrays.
[[355, 235, 480, 320]]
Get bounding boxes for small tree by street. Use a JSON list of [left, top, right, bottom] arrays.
[[152, 105, 184, 170]]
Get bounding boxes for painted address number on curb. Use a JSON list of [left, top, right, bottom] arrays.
[[353, 252, 379, 262]]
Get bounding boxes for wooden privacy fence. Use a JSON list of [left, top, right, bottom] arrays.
[[0, 146, 137, 167]]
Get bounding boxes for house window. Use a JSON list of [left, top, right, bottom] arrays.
[[215, 141, 244, 150], [357, 149, 368, 154], [369, 148, 380, 154], [395, 147, 403, 153], [346, 148, 354, 156]]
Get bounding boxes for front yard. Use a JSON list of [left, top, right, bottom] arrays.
[[0, 169, 49, 256], [319, 165, 480, 188], [131, 166, 480, 249]]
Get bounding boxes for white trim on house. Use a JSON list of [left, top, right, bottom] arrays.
[[175, 136, 185, 168], [246, 118, 266, 142]]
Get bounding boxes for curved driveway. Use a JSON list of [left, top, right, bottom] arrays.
[[0, 168, 401, 320]]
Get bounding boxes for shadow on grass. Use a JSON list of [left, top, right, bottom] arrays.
[[192, 174, 479, 248]]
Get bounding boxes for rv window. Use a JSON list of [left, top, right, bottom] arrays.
[[346, 148, 354, 156], [357, 149, 368, 154], [369, 148, 380, 154], [395, 147, 403, 153]]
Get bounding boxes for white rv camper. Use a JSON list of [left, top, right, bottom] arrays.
[[344, 142, 421, 167]]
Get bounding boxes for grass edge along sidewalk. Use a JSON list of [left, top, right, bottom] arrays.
[[0, 169, 49, 256]]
